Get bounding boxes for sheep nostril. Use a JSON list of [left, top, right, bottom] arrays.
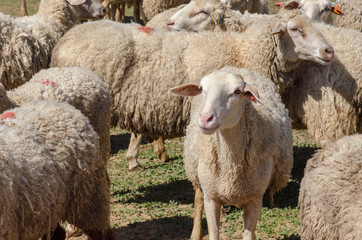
[[325, 47, 334, 54], [207, 115, 214, 123], [167, 20, 174, 26]]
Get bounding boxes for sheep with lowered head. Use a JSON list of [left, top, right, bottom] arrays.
[[51, 10, 333, 171], [299, 134, 362, 240], [171, 66, 293, 240], [0, 0, 106, 90], [0, 67, 112, 165], [0, 100, 114, 240]]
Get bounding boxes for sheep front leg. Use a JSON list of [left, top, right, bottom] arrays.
[[125, 132, 142, 171], [243, 198, 262, 240], [204, 195, 221, 240], [153, 137, 170, 162], [190, 187, 204, 240]]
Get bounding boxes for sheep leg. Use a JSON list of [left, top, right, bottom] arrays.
[[125, 132, 142, 171], [190, 187, 204, 240], [204, 195, 221, 240], [243, 199, 262, 240], [153, 137, 170, 162]]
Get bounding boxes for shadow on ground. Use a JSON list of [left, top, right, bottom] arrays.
[[112, 179, 195, 205], [110, 133, 148, 155], [113, 216, 207, 240]]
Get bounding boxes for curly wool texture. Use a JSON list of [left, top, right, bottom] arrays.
[[284, 23, 362, 147], [4, 67, 112, 165], [334, 0, 362, 32], [0, 100, 111, 240], [142, 0, 191, 21], [224, 0, 269, 14], [51, 11, 305, 141], [146, 0, 247, 32], [0, 0, 86, 90], [184, 66, 293, 206], [299, 134, 362, 240]]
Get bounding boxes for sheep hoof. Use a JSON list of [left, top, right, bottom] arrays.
[[159, 152, 170, 162]]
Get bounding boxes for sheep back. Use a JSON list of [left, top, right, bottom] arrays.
[[0, 100, 110, 239], [299, 134, 362, 240], [334, 0, 362, 32]]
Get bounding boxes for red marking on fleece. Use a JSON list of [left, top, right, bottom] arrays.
[[138, 26, 153, 34], [1, 112, 15, 120], [35, 79, 56, 87], [275, 2, 285, 8]]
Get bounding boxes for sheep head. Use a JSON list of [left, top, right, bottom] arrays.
[[272, 13, 334, 65], [171, 70, 260, 135]]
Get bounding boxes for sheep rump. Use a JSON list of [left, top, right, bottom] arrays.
[[298, 134, 362, 240]]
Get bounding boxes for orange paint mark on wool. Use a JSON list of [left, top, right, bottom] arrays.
[[35, 79, 56, 87], [138, 26, 153, 34], [1, 112, 15, 120]]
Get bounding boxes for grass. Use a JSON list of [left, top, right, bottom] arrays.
[[0, 1, 319, 239]]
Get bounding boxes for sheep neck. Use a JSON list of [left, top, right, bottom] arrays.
[[36, 0, 77, 33]]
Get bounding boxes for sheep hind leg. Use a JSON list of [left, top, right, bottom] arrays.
[[243, 198, 262, 240], [126, 132, 142, 171], [190, 187, 204, 240], [153, 137, 170, 162]]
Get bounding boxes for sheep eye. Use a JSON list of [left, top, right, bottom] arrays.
[[199, 10, 209, 15], [290, 27, 298, 31], [234, 89, 242, 95]]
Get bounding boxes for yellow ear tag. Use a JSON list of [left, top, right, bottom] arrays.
[[217, 14, 221, 24]]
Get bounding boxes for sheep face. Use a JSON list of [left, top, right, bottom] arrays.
[[167, 0, 224, 32], [69, 0, 107, 19], [171, 70, 260, 135], [272, 14, 334, 65]]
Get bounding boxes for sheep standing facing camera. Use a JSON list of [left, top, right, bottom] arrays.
[[0, 100, 114, 240], [171, 66, 293, 240], [299, 134, 362, 240]]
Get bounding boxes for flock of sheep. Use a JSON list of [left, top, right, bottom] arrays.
[[0, 0, 360, 239]]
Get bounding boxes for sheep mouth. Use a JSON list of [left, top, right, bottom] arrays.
[[199, 125, 220, 135], [317, 57, 332, 64]]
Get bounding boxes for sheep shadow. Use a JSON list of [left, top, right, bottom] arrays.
[[112, 179, 195, 205], [112, 216, 207, 240], [264, 145, 318, 208], [277, 234, 300, 240]]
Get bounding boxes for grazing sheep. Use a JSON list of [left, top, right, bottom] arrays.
[[51, 10, 333, 170], [1, 67, 112, 165], [0, 0, 106, 90], [0, 100, 114, 240], [171, 66, 293, 240], [333, 0, 362, 32], [299, 134, 362, 240], [283, 22, 362, 147]]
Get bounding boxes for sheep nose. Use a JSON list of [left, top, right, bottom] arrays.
[[199, 112, 215, 127], [323, 47, 334, 61]]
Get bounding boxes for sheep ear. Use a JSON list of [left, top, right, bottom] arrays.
[[271, 23, 286, 35], [283, 1, 301, 10], [243, 84, 261, 103], [170, 83, 201, 97], [67, 0, 86, 6]]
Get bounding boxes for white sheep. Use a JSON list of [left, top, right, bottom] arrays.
[[298, 134, 362, 240], [1, 67, 112, 166], [51, 11, 333, 171], [142, 0, 191, 22], [0, 0, 106, 90], [151, 0, 362, 147], [0, 100, 114, 240], [170, 66, 293, 240]]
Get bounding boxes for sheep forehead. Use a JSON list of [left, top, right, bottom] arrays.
[[190, 0, 217, 12], [201, 71, 245, 96], [288, 14, 312, 29]]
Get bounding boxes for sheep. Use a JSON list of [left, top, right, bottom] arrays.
[[283, 22, 362, 147], [147, 0, 268, 30], [158, 0, 362, 147], [170, 66, 293, 240], [0, 100, 114, 240], [333, 0, 362, 32], [142, 0, 191, 22], [0, 67, 112, 166], [50, 10, 333, 171], [298, 134, 362, 240], [0, 0, 106, 90]]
